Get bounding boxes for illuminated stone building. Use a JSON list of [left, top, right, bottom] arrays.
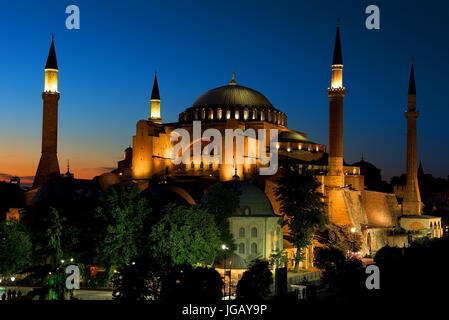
[[113, 24, 444, 264], [25, 27, 442, 271]]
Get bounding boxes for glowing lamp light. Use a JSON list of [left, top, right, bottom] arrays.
[[350, 227, 356, 233], [61, 259, 65, 264], [10, 277, 15, 282], [287, 148, 291, 152], [70, 258, 74, 262], [221, 244, 228, 250]]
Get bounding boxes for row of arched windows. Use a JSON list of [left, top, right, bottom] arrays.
[[239, 227, 258, 238], [238, 242, 258, 255], [179, 107, 287, 126], [430, 221, 441, 228]]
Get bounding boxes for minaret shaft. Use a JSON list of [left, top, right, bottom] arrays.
[[402, 64, 421, 215], [33, 38, 60, 188], [327, 25, 345, 188]]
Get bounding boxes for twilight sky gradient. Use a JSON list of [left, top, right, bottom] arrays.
[[0, 0, 448, 186]]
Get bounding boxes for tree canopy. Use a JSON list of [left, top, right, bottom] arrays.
[[150, 203, 222, 267], [236, 259, 273, 300], [275, 163, 328, 268], [0, 219, 32, 276]]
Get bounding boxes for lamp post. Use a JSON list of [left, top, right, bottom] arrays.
[[221, 244, 228, 299], [228, 261, 232, 300], [350, 227, 356, 254]]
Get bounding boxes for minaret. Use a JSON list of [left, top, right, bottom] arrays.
[[33, 35, 60, 188], [149, 71, 161, 123], [327, 22, 346, 188], [402, 63, 422, 215]]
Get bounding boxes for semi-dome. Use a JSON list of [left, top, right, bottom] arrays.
[[202, 181, 278, 217], [178, 73, 287, 126]]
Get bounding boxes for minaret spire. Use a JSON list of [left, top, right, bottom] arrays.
[[332, 22, 343, 66], [149, 71, 162, 123], [408, 62, 416, 95], [45, 34, 58, 70]]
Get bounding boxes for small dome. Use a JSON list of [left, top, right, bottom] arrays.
[[202, 181, 277, 217], [278, 131, 309, 143]]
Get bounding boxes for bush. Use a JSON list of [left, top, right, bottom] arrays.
[[236, 259, 273, 300]]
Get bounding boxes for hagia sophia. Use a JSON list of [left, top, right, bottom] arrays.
[[24, 24, 443, 274]]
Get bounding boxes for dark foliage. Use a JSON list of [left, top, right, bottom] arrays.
[[236, 259, 273, 300], [314, 247, 364, 301], [275, 161, 327, 267]]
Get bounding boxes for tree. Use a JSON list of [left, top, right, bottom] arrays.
[[318, 224, 363, 254], [94, 184, 152, 276], [236, 259, 273, 300], [275, 163, 328, 270], [268, 248, 289, 269], [150, 203, 221, 267], [0, 219, 32, 276], [314, 247, 364, 301], [203, 183, 240, 262], [26, 207, 69, 300]]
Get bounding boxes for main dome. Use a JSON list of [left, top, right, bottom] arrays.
[[178, 73, 287, 126], [192, 84, 273, 108]]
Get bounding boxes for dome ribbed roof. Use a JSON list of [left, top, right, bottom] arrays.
[[192, 85, 273, 108]]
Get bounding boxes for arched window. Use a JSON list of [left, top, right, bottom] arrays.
[[260, 110, 265, 121], [239, 227, 245, 238], [226, 109, 231, 119], [201, 108, 206, 120], [252, 108, 257, 120], [235, 109, 240, 120], [209, 109, 214, 120], [217, 108, 222, 119], [251, 243, 257, 254], [194, 109, 199, 120], [243, 108, 249, 120], [251, 227, 257, 238], [238, 243, 245, 254]]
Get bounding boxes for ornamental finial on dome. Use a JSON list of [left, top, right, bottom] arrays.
[[229, 68, 237, 85]]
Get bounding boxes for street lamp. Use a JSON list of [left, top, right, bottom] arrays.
[[350, 227, 356, 254], [221, 244, 228, 299]]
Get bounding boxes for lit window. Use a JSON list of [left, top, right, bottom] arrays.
[[226, 109, 231, 119], [235, 110, 240, 120], [218, 108, 222, 119], [209, 109, 214, 120], [201, 109, 206, 120], [244, 108, 248, 120]]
